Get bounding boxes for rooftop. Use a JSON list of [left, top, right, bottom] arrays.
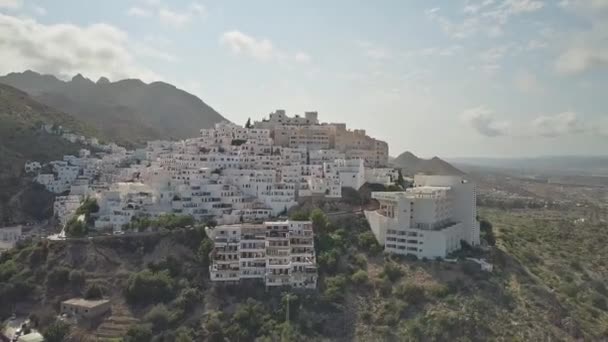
[[62, 298, 110, 308]]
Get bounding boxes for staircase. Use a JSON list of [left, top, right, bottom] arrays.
[[95, 303, 138, 340]]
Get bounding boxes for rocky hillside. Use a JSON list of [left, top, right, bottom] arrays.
[[0, 70, 228, 147], [3, 204, 607, 341], [0, 83, 95, 224], [392, 151, 464, 176]]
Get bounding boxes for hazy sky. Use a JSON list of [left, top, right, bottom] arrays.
[[0, 0, 607, 158]]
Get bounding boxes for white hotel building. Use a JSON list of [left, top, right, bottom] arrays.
[[365, 175, 480, 259], [206, 220, 317, 289]]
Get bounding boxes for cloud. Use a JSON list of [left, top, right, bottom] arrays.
[[555, 0, 608, 75], [555, 47, 608, 75], [31, 5, 46, 16], [532, 112, 586, 137], [461, 106, 510, 137], [356, 41, 392, 60], [158, 8, 192, 28], [426, 0, 544, 39], [294, 52, 312, 64], [0, 0, 22, 9], [127, 2, 205, 28], [220, 30, 311, 64], [127, 7, 152, 17], [514, 71, 543, 93], [0, 13, 159, 82]]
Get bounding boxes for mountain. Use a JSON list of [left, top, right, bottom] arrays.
[[0, 70, 228, 146], [392, 151, 464, 176], [0, 83, 92, 224], [450, 156, 608, 177]]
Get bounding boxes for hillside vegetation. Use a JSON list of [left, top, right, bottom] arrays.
[[1, 204, 606, 341], [0, 83, 93, 224], [0, 71, 228, 146]]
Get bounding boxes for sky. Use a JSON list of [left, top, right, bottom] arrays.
[[0, 0, 607, 158]]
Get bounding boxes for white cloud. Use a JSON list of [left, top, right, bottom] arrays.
[[0, 13, 159, 82], [220, 30, 311, 65], [220, 31, 275, 61], [127, 7, 152, 17], [31, 5, 46, 16], [427, 0, 544, 39], [0, 0, 22, 9], [555, 0, 608, 75], [158, 8, 192, 28], [294, 52, 312, 64], [555, 47, 608, 75], [127, 2, 206, 28], [461, 106, 511, 137], [532, 112, 586, 137]]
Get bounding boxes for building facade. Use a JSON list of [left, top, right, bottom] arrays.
[[207, 220, 317, 288], [364, 174, 480, 259]]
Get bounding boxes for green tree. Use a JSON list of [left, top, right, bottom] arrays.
[[245, 118, 253, 128], [65, 217, 88, 237], [310, 209, 329, 235], [144, 304, 170, 332], [351, 270, 369, 285], [198, 238, 214, 267], [84, 282, 104, 299], [43, 320, 71, 342], [125, 269, 175, 304]]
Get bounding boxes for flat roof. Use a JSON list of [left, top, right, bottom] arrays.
[[62, 298, 110, 308]]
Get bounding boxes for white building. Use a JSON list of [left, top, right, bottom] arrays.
[[207, 220, 317, 288], [24, 161, 42, 173], [364, 174, 479, 259], [0, 225, 22, 252]]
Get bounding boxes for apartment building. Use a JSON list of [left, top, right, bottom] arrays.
[[254, 110, 388, 167], [207, 220, 317, 289], [364, 174, 479, 259]]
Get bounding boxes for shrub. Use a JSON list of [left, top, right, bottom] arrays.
[[43, 320, 71, 342], [144, 304, 170, 332], [324, 275, 348, 303], [357, 231, 382, 255], [65, 217, 88, 237], [374, 276, 393, 297], [125, 269, 175, 304], [351, 270, 369, 286], [47, 267, 70, 287], [352, 253, 368, 269], [84, 282, 104, 299], [124, 324, 153, 342], [176, 287, 202, 312], [590, 293, 607, 311], [394, 282, 427, 305], [0, 260, 18, 282], [381, 262, 404, 282]]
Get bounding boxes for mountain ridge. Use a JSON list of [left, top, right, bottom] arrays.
[[0, 82, 93, 224], [0, 70, 228, 147], [392, 150, 464, 176]]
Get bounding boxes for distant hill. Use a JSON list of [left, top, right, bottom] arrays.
[[0, 70, 228, 146], [450, 156, 608, 177], [0, 83, 91, 224], [392, 151, 464, 176]]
